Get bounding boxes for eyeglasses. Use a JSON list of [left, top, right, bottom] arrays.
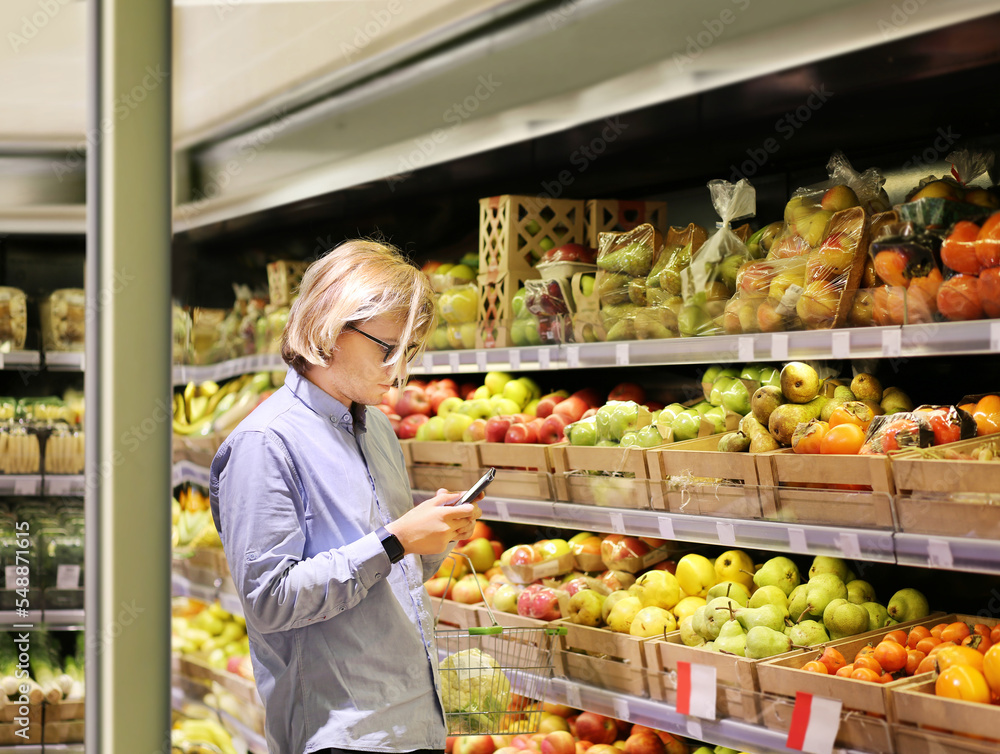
[[345, 323, 419, 364]]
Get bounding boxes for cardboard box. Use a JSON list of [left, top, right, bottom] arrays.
[[584, 199, 668, 248], [550, 442, 661, 509], [478, 441, 557, 501], [554, 620, 648, 697], [755, 448, 895, 528], [646, 435, 762, 518], [502, 551, 575, 584]]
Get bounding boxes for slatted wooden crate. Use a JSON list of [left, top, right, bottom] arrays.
[[553, 620, 648, 697], [476, 441, 558, 501], [550, 444, 660, 508], [584, 200, 668, 248]]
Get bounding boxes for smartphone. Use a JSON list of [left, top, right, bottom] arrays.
[[453, 467, 495, 505]]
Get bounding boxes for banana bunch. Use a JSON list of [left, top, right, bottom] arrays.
[[173, 373, 273, 437], [171, 717, 237, 754], [178, 486, 210, 512], [175, 509, 213, 548]]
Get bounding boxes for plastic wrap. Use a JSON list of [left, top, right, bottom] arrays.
[[45, 427, 85, 474], [524, 277, 573, 344], [254, 305, 290, 354], [0, 286, 27, 352], [899, 149, 997, 228], [0, 398, 16, 421], [509, 285, 542, 347], [861, 220, 944, 326], [595, 223, 669, 341], [933, 210, 1000, 321], [190, 307, 228, 364], [599, 534, 671, 573], [0, 425, 41, 474], [172, 304, 192, 364], [679, 180, 756, 337], [21, 396, 69, 423], [41, 288, 85, 352], [860, 404, 976, 454]]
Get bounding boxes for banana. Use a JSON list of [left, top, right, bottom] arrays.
[[198, 380, 220, 397]]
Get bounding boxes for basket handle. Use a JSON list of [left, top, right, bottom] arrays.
[[432, 550, 503, 629]]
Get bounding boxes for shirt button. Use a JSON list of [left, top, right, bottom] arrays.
[[375, 572, 381, 579]]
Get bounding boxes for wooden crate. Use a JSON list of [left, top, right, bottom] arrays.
[[892, 720, 1000, 754], [477, 441, 558, 501], [893, 434, 1000, 492], [479, 195, 586, 278], [894, 492, 1000, 539], [266, 259, 309, 306], [646, 435, 762, 518], [428, 595, 484, 629], [584, 200, 668, 248], [760, 695, 893, 753], [550, 444, 660, 508], [45, 699, 84, 722], [402, 439, 480, 468], [411, 465, 483, 493], [0, 698, 41, 725], [755, 448, 895, 528], [554, 620, 648, 697], [44, 720, 85, 744], [0, 714, 41, 746], [891, 679, 1000, 749], [211, 667, 262, 707], [187, 547, 230, 578]]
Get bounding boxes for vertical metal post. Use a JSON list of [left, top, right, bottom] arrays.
[[86, 1, 172, 752]]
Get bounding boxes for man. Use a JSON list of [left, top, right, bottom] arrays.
[[211, 240, 481, 754]]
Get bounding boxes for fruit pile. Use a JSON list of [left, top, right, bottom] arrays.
[[171, 717, 239, 754], [172, 485, 221, 549], [423, 254, 481, 351], [171, 598, 252, 680], [172, 372, 280, 439]]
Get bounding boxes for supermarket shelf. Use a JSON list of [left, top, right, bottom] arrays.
[[172, 354, 283, 386], [0, 476, 42, 496], [476, 497, 897, 564], [43, 609, 85, 629], [172, 460, 211, 487], [0, 351, 41, 370], [171, 684, 267, 754], [44, 352, 85, 372], [0, 609, 43, 627], [172, 571, 244, 617], [0, 609, 84, 630], [44, 476, 85, 497], [0, 747, 43, 754], [894, 533, 1000, 576]]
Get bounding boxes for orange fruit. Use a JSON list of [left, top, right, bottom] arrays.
[[975, 211, 1000, 268], [836, 663, 855, 678], [978, 267, 1000, 319], [820, 423, 865, 455], [908, 626, 932, 648], [853, 654, 883, 674], [973, 395, 1000, 437], [984, 644, 1000, 694], [873, 250, 910, 287], [829, 403, 874, 431], [851, 667, 882, 683], [916, 656, 937, 675], [874, 641, 908, 673], [803, 660, 829, 674], [906, 649, 927, 676], [817, 646, 846, 674], [929, 623, 948, 639], [791, 420, 828, 455], [941, 622, 972, 644], [856, 644, 877, 658], [937, 274, 984, 321], [936, 665, 992, 704], [884, 629, 908, 646], [872, 285, 905, 326], [936, 645, 986, 673], [941, 220, 983, 275], [991, 625, 1000, 645], [963, 634, 992, 654], [879, 672, 894, 684], [916, 636, 943, 655]]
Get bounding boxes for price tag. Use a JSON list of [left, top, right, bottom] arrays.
[[615, 343, 629, 366], [476, 351, 488, 372], [716, 521, 736, 546], [686, 721, 703, 741], [992, 322, 1000, 352], [786, 691, 842, 754], [787, 527, 808, 552], [4, 566, 18, 590], [565, 684, 582, 709], [658, 516, 675, 540], [881, 328, 902, 358], [831, 331, 850, 359], [676, 661, 717, 720], [566, 345, 580, 368], [613, 697, 629, 720], [509, 349, 521, 370], [57, 564, 81, 589], [738, 336, 754, 362], [14, 478, 36, 496], [609, 511, 625, 534], [927, 538, 954, 568], [539, 349, 551, 370], [771, 332, 789, 360], [422, 353, 434, 372], [448, 352, 460, 371], [836, 532, 862, 560], [495, 501, 510, 521]]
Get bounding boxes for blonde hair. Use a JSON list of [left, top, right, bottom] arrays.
[[280, 240, 435, 384]]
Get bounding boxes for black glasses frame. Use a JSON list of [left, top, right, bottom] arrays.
[[345, 323, 418, 364]]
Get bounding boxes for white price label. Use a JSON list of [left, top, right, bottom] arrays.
[[738, 336, 754, 362], [4, 566, 18, 590], [566, 345, 580, 368], [509, 349, 521, 370], [832, 331, 850, 359], [716, 521, 736, 546], [927, 539, 954, 568], [14, 478, 36, 496], [836, 532, 862, 560], [686, 721, 703, 741], [495, 501, 510, 521], [771, 332, 789, 360], [57, 564, 81, 589], [787, 527, 808, 552], [615, 343, 630, 366], [609, 511, 625, 534], [565, 684, 582, 709], [613, 697, 629, 720], [422, 353, 434, 372], [658, 516, 675, 540], [448, 352, 460, 371], [476, 351, 488, 372], [992, 322, 1000, 352], [539, 349, 551, 370], [881, 329, 902, 358]]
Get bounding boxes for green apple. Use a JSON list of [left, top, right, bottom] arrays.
[[472, 385, 491, 400], [709, 376, 736, 407], [484, 371, 513, 395], [512, 287, 528, 319], [422, 415, 446, 441], [443, 413, 474, 442], [701, 364, 723, 386], [636, 424, 665, 447], [704, 406, 726, 434], [502, 379, 531, 409], [580, 274, 596, 297], [672, 409, 702, 441], [567, 418, 598, 446], [721, 379, 752, 416], [490, 396, 521, 416], [436, 396, 464, 417], [692, 401, 714, 415]]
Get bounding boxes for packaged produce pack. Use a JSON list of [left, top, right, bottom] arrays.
[[0, 287, 27, 352], [899, 148, 997, 229], [524, 277, 573, 344], [595, 223, 665, 341], [41, 288, 85, 352], [860, 404, 976, 454], [933, 209, 1000, 322], [679, 179, 756, 337]]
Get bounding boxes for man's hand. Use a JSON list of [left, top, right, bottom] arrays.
[[385, 488, 482, 555]]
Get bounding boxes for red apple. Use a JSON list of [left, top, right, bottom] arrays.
[[505, 422, 538, 443], [375, 403, 396, 418], [454, 735, 497, 754], [388, 413, 402, 436], [570, 535, 602, 557], [535, 392, 567, 418], [436, 378, 459, 394], [516, 584, 562, 620], [542, 243, 595, 264], [486, 415, 515, 443], [575, 713, 618, 746], [608, 382, 646, 404], [575, 743, 593, 754], [623, 733, 665, 754], [571, 388, 603, 408], [541, 731, 576, 754], [651, 559, 677, 574], [382, 386, 400, 411], [538, 414, 568, 444], [395, 385, 431, 417], [451, 574, 489, 604], [460, 382, 478, 400], [553, 396, 588, 423], [596, 569, 636, 592], [491, 540, 504, 560], [424, 576, 453, 598], [644, 401, 665, 412], [397, 413, 429, 439], [505, 544, 541, 566], [601, 534, 651, 565]]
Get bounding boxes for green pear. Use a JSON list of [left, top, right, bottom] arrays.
[[759, 367, 781, 388], [861, 601, 892, 632], [751, 385, 786, 426], [846, 580, 877, 605], [769, 398, 825, 445], [691, 605, 711, 640], [702, 641, 719, 652], [797, 573, 847, 622], [745, 625, 795, 659], [714, 619, 747, 656], [780, 362, 821, 403], [692, 748, 715, 754], [844, 567, 858, 584], [808, 556, 852, 583], [734, 603, 789, 632], [788, 584, 809, 623], [749, 585, 788, 610], [706, 581, 751, 606], [701, 365, 723, 386], [717, 431, 751, 453], [881, 389, 914, 414], [887, 588, 930, 623], [851, 373, 883, 403], [679, 615, 706, 647], [703, 597, 740, 640], [788, 620, 830, 646], [753, 556, 801, 596], [823, 598, 871, 640]]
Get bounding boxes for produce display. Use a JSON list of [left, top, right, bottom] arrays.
[[0, 286, 28, 353], [171, 597, 251, 678], [172, 372, 281, 441], [1, 499, 83, 610], [425, 256, 480, 351], [0, 630, 84, 704], [40, 288, 85, 353], [171, 716, 240, 754]]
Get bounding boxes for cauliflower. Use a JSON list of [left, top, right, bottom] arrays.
[[439, 649, 512, 733]]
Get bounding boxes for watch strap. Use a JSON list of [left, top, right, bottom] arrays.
[[376, 526, 405, 564]]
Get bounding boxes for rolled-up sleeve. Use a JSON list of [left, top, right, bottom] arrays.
[[212, 430, 391, 635]]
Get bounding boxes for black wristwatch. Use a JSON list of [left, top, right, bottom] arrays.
[[376, 526, 405, 564]]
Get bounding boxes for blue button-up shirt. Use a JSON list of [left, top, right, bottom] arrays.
[[210, 367, 449, 754]]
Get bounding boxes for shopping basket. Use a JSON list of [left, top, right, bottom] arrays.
[[433, 553, 566, 736]]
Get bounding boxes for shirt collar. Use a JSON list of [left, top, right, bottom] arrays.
[[284, 366, 368, 434]]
